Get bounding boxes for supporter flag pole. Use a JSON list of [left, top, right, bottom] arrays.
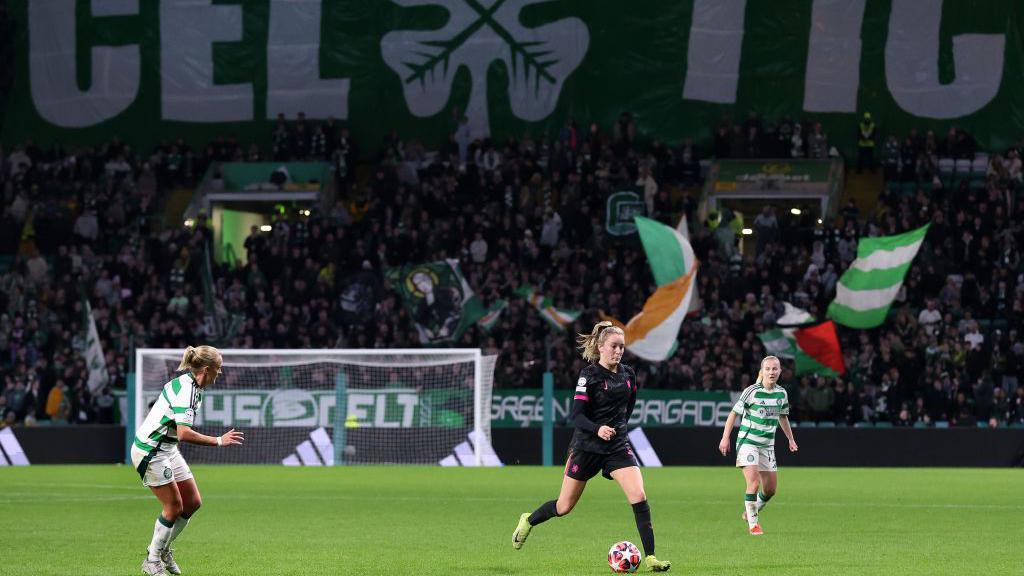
[[333, 373, 348, 465], [542, 334, 553, 466]]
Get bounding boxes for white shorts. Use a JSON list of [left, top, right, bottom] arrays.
[[735, 444, 777, 472], [131, 445, 194, 487]]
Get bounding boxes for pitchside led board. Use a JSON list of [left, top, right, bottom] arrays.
[[116, 388, 735, 430], [2, 1, 1020, 156]]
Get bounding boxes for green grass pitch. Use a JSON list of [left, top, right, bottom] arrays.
[[0, 466, 1018, 575]]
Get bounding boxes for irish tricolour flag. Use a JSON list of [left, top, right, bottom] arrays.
[[604, 216, 698, 362], [827, 224, 929, 329], [758, 321, 845, 377], [516, 287, 580, 331], [477, 300, 507, 331]]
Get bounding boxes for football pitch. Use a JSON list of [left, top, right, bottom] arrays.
[[0, 466, 1017, 575]]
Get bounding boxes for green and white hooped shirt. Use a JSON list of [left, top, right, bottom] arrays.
[[732, 383, 789, 449], [134, 373, 203, 454]]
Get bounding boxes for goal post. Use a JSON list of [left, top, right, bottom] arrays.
[[132, 348, 497, 466]]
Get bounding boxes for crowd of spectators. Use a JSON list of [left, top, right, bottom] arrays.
[[1, 108, 1023, 430]]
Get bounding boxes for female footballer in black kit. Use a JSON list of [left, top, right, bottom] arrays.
[[511, 321, 671, 572]]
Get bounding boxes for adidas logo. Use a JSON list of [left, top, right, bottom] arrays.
[[439, 430, 503, 467], [0, 428, 29, 466], [628, 427, 662, 467], [282, 427, 336, 466]]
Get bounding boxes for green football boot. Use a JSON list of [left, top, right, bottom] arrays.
[[644, 554, 672, 572], [511, 513, 532, 550]]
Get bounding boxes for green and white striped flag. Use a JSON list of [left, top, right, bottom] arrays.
[[477, 300, 507, 331], [515, 286, 580, 331], [827, 224, 929, 329]]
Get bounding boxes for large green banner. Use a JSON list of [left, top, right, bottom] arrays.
[[4, 1, 1023, 155]]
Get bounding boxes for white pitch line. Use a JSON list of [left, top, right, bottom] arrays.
[[0, 492, 1016, 511], [1, 481, 138, 491]]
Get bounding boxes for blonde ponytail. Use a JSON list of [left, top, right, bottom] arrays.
[[177, 346, 197, 371], [576, 321, 623, 362], [177, 345, 221, 373]]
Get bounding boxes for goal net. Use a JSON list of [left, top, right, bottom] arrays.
[[133, 349, 497, 465]]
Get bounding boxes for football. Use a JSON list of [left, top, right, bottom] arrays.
[[607, 541, 642, 573]]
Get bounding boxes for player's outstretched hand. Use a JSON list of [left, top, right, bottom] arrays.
[[220, 429, 245, 446], [788, 439, 799, 452], [597, 425, 616, 441], [718, 437, 730, 456]]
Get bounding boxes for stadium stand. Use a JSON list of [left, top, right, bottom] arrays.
[[1, 108, 1022, 430]]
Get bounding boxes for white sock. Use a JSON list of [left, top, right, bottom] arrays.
[[168, 515, 191, 546], [756, 491, 770, 512], [744, 495, 759, 529], [148, 516, 174, 560]]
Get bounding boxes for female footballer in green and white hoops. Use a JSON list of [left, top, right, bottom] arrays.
[[131, 345, 244, 575], [718, 355, 798, 535]]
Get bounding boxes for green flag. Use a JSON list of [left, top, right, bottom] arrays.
[[827, 225, 929, 329], [387, 259, 485, 344]]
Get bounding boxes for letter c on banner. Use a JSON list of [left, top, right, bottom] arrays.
[[29, 0, 141, 127]]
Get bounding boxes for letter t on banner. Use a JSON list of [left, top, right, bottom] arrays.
[[803, 0, 866, 113]]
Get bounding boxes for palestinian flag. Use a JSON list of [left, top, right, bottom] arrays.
[[777, 302, 815, 327], [758, 320, 845, 377], [515, 286, 580, 331]]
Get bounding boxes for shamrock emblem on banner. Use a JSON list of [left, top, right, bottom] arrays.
[[381, 0, 589, 137]]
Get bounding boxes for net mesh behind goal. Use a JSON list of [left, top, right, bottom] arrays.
[[135, 349, 496, 465]]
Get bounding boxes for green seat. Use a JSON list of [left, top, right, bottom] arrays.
[[854, 421, 873, 428], [800, 422, 817, 428], [818, 421, 836, 428], [913, 421, 927, 428], [875, 421, 894, 428], [935, 421, 950, 428]]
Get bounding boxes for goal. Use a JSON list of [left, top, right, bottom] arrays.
[[133, 349, 497, 465]]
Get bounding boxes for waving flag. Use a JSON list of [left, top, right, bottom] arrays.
[[477, 300, 507, 331], [603, 216, 698, 361], [827, 224, 929, 329], [516, 287, 580, 331], [758, 321, 845, 376]]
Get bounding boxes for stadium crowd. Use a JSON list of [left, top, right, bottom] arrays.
[[1, 110, 1023, 429]]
